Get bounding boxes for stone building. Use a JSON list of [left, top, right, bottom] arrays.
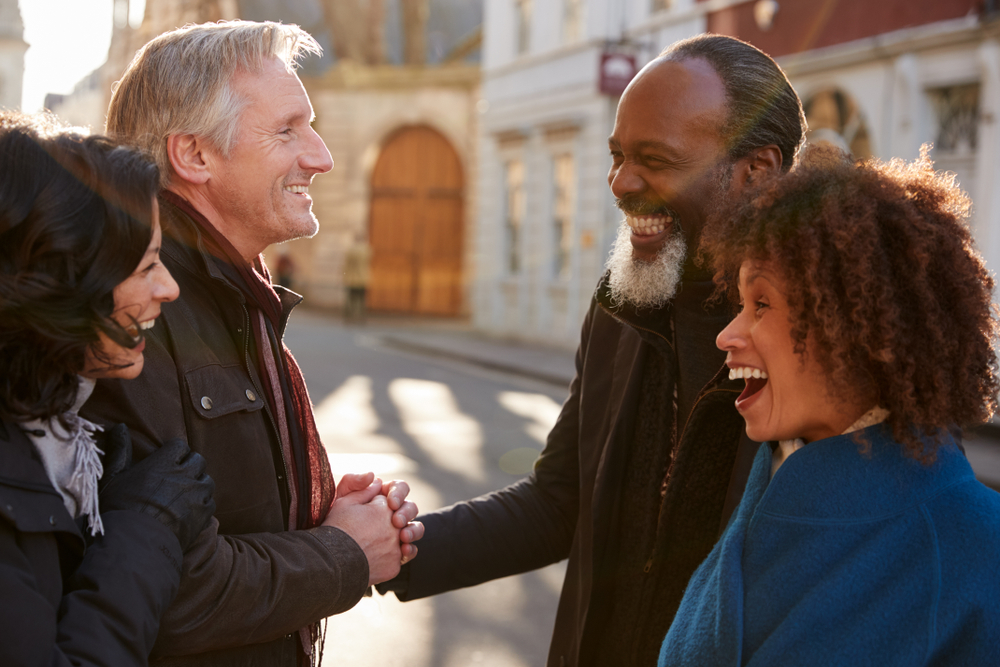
[[0, 0, 27, 111], [474, 0, 1000, 346]]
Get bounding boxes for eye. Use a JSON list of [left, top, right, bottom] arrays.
[[754, 299, 769, 313]]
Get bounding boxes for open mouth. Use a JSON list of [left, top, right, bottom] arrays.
[[730, 366, 768, 404], [284, 185, 309, 196]]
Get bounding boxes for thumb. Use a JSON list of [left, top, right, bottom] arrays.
[[336, 472, 375, 497], [337, 477, 383, 505]]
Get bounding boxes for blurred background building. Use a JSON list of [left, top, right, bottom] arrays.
[[31, 0, 1000, 344], [0, 0, 27, 110], [474, 0, 999, 346]]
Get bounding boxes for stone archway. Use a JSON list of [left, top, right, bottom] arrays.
[[367, 125, 464, 315]]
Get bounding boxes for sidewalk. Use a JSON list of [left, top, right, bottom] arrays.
[[350, 316, 577, 388]]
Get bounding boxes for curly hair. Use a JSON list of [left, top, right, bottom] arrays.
[[0, 112, 160, 423], [701, 145, 1000, 460]]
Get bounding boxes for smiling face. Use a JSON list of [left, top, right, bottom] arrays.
[[608, 57, 738, 264], [205, 57, 334, 260], [82, 205, 179, 380], [716, 261, 864, 444]]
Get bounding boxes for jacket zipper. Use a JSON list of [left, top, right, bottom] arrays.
[[241, 305, 292, 506]]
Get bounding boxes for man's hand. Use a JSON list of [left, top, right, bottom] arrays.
[[323, 474, 402, 584], [381, 479, 423, 564]]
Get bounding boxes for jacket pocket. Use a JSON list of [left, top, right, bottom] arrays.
[[185, 364, 266, 419]]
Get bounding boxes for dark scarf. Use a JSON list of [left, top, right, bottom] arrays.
[[161, 191, 335, 532]]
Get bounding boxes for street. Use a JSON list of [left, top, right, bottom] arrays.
[[286, 311, 569, 667]]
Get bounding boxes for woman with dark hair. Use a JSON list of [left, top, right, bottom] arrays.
[[659, 146, 1000, 666], [0, 112, 216, 665]]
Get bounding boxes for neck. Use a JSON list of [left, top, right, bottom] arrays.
[[163, 185, 258, 263]]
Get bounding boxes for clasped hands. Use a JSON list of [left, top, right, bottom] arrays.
[[321, 472, 424, 585]]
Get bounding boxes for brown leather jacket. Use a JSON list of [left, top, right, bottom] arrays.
[[379, 273, 758, 667], [83, 198, 369, 666]]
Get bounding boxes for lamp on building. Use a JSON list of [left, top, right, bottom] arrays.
[[753, 0, 779, 31]]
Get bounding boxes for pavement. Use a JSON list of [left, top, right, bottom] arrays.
[[328, 310, 1000, 491]]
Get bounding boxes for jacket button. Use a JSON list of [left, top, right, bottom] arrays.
[[201, 396, 213, 410], [246, 389, 256, 401], [49, 515, 56, 526]]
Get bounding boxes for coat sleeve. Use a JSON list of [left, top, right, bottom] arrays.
[[82, 317, 370, 658], [378, 300, 596, 600]]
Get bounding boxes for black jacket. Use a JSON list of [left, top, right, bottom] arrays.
[[0, 419, 183, 666], [83, 197, 369, 665], [380, 274, 758, 667]]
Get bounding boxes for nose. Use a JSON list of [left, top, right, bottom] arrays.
[[716, 313, 746, 352], [154, 264, 180, 304], [608, 157, 645, 200], [301, 127, 334, 175]]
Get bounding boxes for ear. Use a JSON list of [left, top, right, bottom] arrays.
[[166, 134, 212, 186], [733, 145, 783, 188]]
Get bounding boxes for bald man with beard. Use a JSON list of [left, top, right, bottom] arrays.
[[377, 34, 807, 667]]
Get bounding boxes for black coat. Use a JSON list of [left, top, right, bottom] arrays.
[[0, 419, 183, 666], [380, 275, 758, 667]]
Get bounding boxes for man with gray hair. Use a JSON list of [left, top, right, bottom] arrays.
[[376, 34, 806, 666], [84, 21, 422, 666]]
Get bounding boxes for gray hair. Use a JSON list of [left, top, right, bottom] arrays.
[[660, 34, 806, 171], [106, 20, 321, 186]]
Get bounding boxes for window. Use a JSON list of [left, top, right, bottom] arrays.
[[929, 84, 979, 156], [563, 0, 583, 43], [504, 160, 526, 275], [515, 0, 533, 55], [551, 154, 575, 279], [927, 83, 980, 203]]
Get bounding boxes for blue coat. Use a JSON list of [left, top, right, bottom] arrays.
[[659, 424, 1000, 667]]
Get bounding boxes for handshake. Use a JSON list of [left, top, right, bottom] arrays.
[[321, 472, 425, 585]]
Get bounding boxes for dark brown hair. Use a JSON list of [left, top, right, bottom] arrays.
[[702, 145, 999, 459], [0, 112, 160, 422]]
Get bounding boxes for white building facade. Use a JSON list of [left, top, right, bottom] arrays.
[[474, 0, 999, 346]]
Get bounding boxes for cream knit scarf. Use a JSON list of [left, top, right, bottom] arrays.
[[21, 376, 105, 535]]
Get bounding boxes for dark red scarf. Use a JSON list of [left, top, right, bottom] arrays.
[[161, 191, 334, 531]]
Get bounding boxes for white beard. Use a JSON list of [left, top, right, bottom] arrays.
[[606, 221, 687, 309]]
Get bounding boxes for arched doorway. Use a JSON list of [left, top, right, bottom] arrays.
[[367, 125, 464, 315], [803, 88, 873, 159]]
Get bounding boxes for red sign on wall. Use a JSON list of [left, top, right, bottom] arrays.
[[599, 52, 637, 96]]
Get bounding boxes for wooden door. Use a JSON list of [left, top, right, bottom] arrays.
[[368, 126, 464, 315]]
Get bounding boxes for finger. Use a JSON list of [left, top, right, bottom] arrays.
[[391, 500, 418, 529], [382, 480, 410, 510], [401, 520, 424, 544], [336, 472, 375, 496], [400, 544, 418, 564], [368, 494, 389, 509]]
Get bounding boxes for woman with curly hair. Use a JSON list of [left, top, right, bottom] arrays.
[[658, 146, 1000, 666], [0, 112, 215, 665]]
